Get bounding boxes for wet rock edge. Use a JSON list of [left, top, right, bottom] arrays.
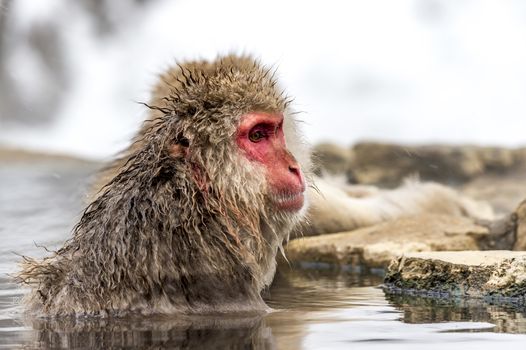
[[383, 255, 526, 306]]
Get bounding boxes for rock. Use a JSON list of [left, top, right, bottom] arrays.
[[285, 214, 492, 268], [475, 213, 517, 251], [351, 143, 481, 186], [349, 142, 521, 187], [517, 147, 526, 163], [460, 162, 526, 214], [312, 143, 352, 178], [384, 251, 526, 303], [0, 145, 95, 164], [513, 200, 526, 251]]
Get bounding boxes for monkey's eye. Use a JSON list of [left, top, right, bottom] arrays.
[[249, 130, 266, 142]]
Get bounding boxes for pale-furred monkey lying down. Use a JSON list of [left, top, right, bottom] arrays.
[[302, 176, 493, 237]]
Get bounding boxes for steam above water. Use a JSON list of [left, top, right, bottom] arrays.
[[1, 0, 526, 160]]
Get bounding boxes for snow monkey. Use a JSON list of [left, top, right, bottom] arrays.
[[17, 55, 311, 316], [17, 54, 493, 317]]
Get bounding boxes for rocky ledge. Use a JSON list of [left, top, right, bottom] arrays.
[[283, 213, 516, 269], [384, 251, 526, 304], [0, 145, 96, 164], [313, 142, 526, 213]]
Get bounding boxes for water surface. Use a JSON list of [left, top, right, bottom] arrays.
[[1, 160, 526, 349]]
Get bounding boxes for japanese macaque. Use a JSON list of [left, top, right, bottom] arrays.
[[17, 55, 311, 316], [17, 54, 493, 317], [302, 177, 494, 236]]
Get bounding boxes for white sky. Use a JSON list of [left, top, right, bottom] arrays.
[[2, 0, 526, 159]]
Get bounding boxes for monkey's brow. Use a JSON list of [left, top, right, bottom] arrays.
[[252, 122, 277, 129]]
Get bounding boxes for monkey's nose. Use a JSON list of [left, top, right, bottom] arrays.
[[288, 165, 305, 190], [288, 164, 300, 177]]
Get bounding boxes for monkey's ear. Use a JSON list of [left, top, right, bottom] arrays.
[[178, 137, 190, 147], [169, 137, 190, 159]]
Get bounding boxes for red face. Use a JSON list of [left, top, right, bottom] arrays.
[[236, 112, 306, 212]]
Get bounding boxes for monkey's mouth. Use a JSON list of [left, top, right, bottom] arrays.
[[270, 191, 305, 211]]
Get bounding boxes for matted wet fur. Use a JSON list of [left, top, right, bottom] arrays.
[[16, 55, 311, 316]]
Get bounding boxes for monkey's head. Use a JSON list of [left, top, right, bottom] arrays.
[[145, 55, 310, 226]]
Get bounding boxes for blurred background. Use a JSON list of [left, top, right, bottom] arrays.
[[0, 0, 526, 160]]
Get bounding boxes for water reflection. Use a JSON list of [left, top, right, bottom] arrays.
[[267, 267, 385, 311], [386, 291, 526, 334], [28, 314, 273, 349]]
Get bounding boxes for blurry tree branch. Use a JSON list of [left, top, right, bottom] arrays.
[[0, 0, 161, 125], [0, 0, 12, 64]]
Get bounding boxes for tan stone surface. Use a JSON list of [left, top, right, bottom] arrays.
[[286, 214, 488, 268], [402, 250, 526, 266]]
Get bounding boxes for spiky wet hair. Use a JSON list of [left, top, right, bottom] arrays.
[[17, 55, 305, 316], [151, 55, 290, 143]]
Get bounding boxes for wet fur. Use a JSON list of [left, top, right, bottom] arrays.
[[16, 55, 311, 316]]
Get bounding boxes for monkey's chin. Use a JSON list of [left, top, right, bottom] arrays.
[[271, 192, 305, 212]]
